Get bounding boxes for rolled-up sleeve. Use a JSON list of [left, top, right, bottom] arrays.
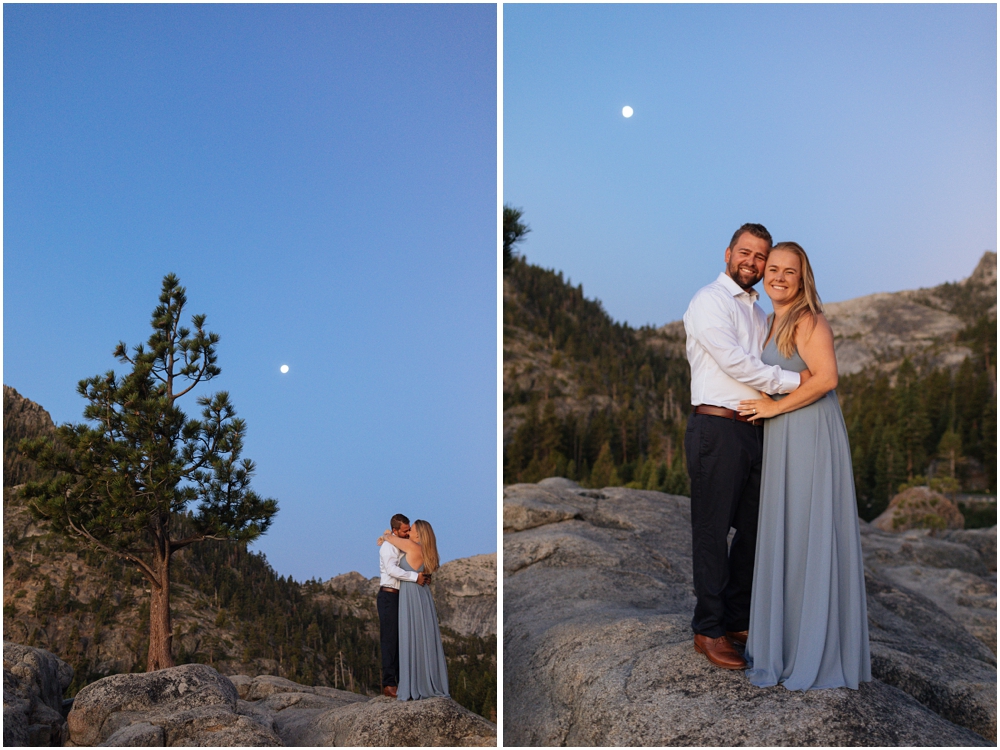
[[688, 292, 800, 394]]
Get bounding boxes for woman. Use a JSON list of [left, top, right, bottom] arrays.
[[378, 519, 450, 700], [737, 242, 871, 691]]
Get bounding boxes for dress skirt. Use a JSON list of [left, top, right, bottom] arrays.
[[745, 341, 871, 691], [397, 554, 450, 700]]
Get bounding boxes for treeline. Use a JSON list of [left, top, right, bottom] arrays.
[[504, 256, 691, 492], [840, 315, 997, 520], [504, 254, 996, 523]]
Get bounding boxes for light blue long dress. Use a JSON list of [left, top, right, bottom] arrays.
[[745, 339, 871, 691], [397, 554, 450, 700]]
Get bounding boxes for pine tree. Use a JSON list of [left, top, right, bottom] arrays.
[[19, 274, 278, 671], [588, 441, 621, 488]]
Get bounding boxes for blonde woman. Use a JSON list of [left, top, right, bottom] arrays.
[[737, 242, 871, 691], [378, 519, 450, 700]]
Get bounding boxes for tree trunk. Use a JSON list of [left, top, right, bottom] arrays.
[[147, 548, 175, 671]]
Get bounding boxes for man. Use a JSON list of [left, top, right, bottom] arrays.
[[377, 513, 431, 697], [682, 223, 807, 670]]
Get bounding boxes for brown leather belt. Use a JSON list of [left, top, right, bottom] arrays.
[[380, 586, 399, 594], [694, 405, 754, 423]]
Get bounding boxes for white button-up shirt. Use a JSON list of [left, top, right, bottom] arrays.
[[379, 537, 418, 589], [683, 272, 800, 410]]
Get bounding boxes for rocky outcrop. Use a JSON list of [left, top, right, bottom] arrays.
[[432, 554, 497, 638], [861, 523, 997, 656], [872, 486, 966, 532], [3, 642, 73, 746], [503, 479, 996, 746], [289, 695, 496, 746], [66, 663, 282, 747], [62, 666, 495, 747]]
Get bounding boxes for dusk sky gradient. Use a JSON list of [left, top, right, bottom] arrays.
[[504, 4, 997, 327], [4, 4, 497, 581]]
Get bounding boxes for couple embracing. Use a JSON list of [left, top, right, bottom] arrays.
[[684, 223, 871, 691], [376, 514, 449, 700]]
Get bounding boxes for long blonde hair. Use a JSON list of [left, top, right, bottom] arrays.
[[413, 520, 439, 573], [770, 242, 823, 359]]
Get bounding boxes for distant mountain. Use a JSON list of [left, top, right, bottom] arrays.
[[824, 251, 996, 375], [2, 386, 496, 721]]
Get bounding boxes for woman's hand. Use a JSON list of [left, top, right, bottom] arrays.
[[738, 396, 781, 422]]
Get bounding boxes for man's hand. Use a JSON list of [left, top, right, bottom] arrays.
[[416, 572, 432, 586]]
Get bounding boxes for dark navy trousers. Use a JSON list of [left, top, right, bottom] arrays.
[[377, 589, 399, 687], [685, 412, 764, 638]]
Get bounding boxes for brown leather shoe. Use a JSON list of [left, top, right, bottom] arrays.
[[693, 634, 747, 670], [382, 685, 397, 697], [726, 630, 748, 646]]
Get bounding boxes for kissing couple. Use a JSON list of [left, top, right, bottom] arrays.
[[684, 223, 871, 691], [376, 514, 450, 700]]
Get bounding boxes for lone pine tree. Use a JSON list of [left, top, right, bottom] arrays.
[[20, 274, 279, 671]]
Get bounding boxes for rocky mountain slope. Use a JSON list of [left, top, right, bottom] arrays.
[[503, 479, 996, 746], [824, 251, 996, 374]]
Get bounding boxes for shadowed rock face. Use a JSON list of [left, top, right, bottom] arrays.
[[503, 479, 996, 747], [3, 643, 73, 747]]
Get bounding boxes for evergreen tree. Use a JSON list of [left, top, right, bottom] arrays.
[[19, 274, 278, 671], [503, 204, 530, 268], [588, 441, 621, 488]]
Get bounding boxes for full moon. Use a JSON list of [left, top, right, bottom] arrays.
[[280, 365, 289, 374], [622, 106, 633, 118]]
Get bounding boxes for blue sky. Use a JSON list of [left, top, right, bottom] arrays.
[[4, 4, 497, 581], [504, 4, 997, 327]]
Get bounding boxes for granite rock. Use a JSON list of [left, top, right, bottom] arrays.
[[503, 481, 996, 746], [294, 694, 497, 747], [3, 642, 73, 747], [65, 664, 281, 747]]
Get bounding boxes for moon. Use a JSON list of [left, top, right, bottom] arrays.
[[280, 365, 289, 374], [622, 106, 634, 118]]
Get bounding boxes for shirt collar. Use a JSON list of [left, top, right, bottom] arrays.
[[717, 271, 759, 302]]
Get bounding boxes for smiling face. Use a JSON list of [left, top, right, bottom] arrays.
[[763, 248, 803, 306], [724, 232, 770, 290]]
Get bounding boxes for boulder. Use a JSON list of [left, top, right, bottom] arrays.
[[66, 663, 281, 747], [3, 642, 73, 746], [294, 694, 497, 747], [432, 553, 497, 637], [872, 486, 965, 532], [503, 481, 996, 746]]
